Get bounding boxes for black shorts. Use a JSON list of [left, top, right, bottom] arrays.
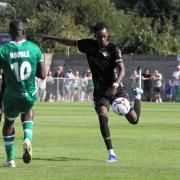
[[153, 87, 161, 93], [93, 86, 130, 110]]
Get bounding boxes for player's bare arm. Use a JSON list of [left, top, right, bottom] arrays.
[[111, 62, 125, 96], [105, 62, 125, 98], [114, 62, 125, 85], [41, 35, 76, 46], [36, 61, 46, 80]]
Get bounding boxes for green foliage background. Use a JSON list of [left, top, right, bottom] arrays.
[[0, 0, 179, 54]]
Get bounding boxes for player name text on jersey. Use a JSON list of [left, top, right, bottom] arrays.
[[10, 51, 30, 59]]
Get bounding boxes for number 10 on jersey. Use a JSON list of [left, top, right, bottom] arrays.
[[11, 61, 32, 81]]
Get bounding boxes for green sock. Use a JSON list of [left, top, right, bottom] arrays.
[[3, 135, 15, 161], [23, 121, 33, 141]]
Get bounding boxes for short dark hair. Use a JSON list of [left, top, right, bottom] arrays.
[[90, 22, 108, 34], [9, 20, 24, 38]]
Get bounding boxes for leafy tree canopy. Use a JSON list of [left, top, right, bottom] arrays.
[[0, 0, 179, 55]]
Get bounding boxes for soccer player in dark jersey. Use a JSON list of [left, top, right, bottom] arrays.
[[0, 20, 46, 167], [42, 22, 143, 163]]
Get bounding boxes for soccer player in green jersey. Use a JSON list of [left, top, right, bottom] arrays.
[[0, 74, 5, 122], [0, 20, 46, 167]]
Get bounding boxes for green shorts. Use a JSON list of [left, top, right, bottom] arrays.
[[3, 90, 36, 119]]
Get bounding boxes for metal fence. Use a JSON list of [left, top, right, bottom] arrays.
[[36, 77, 180, 102], [37, 77, 94, 102]]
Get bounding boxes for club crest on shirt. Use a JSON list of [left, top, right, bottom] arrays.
[[99, 49, 109, 58], [102, 51, 108, 57]]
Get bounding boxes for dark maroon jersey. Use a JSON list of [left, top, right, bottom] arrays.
[[77, 39, 123, 92]]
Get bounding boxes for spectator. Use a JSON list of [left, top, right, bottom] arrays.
[[152, 69, 163, 103], [53, 66, 65, 101], [80, 70, 89, 101], [172, 65, 180, 102], [165, 79, 173, 102], [72, 70, 80, 101], [37, 78, 46, 102], [129, 68, 140, 89], [86, 71, 94, 101], [45, 70, 55, 102], [64, 69, 76, 101], [142, 69, 153, 102]]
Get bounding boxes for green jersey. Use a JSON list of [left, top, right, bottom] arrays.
[[0, 39, 43, 97]]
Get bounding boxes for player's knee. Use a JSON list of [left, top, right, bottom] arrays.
[[3, 119, 15, 135], [125, 111, 139, 125], [98, 114, 108, 128], [128, 118, 139, 125]]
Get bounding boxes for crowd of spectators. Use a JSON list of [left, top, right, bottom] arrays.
[[36, 66, 94, 102], [35, 64, 180, 103], [129, 65, 180, 102]]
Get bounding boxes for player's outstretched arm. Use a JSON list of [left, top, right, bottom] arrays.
[[41, 35, 77, 46]]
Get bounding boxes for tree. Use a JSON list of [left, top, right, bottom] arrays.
[[7, 0, 38, 21], [26, 10, 89, 53], [1, 0, 179, 54], [112, 0, 180, 30]]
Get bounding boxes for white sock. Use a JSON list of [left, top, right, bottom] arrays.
[[109, 149, 116, 156], [159, 98, 162, 103], [135, 94, 141, 100]]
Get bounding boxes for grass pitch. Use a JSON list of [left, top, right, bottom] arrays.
[[0, 102, 180, 180]]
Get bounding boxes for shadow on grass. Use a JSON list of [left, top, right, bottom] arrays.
[[33, 157, 89, 161], [0, 157, 91, 168], [15, 156, 93, 162]]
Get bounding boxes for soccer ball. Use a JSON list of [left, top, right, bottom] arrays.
[[112, 97, 130, 115]]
